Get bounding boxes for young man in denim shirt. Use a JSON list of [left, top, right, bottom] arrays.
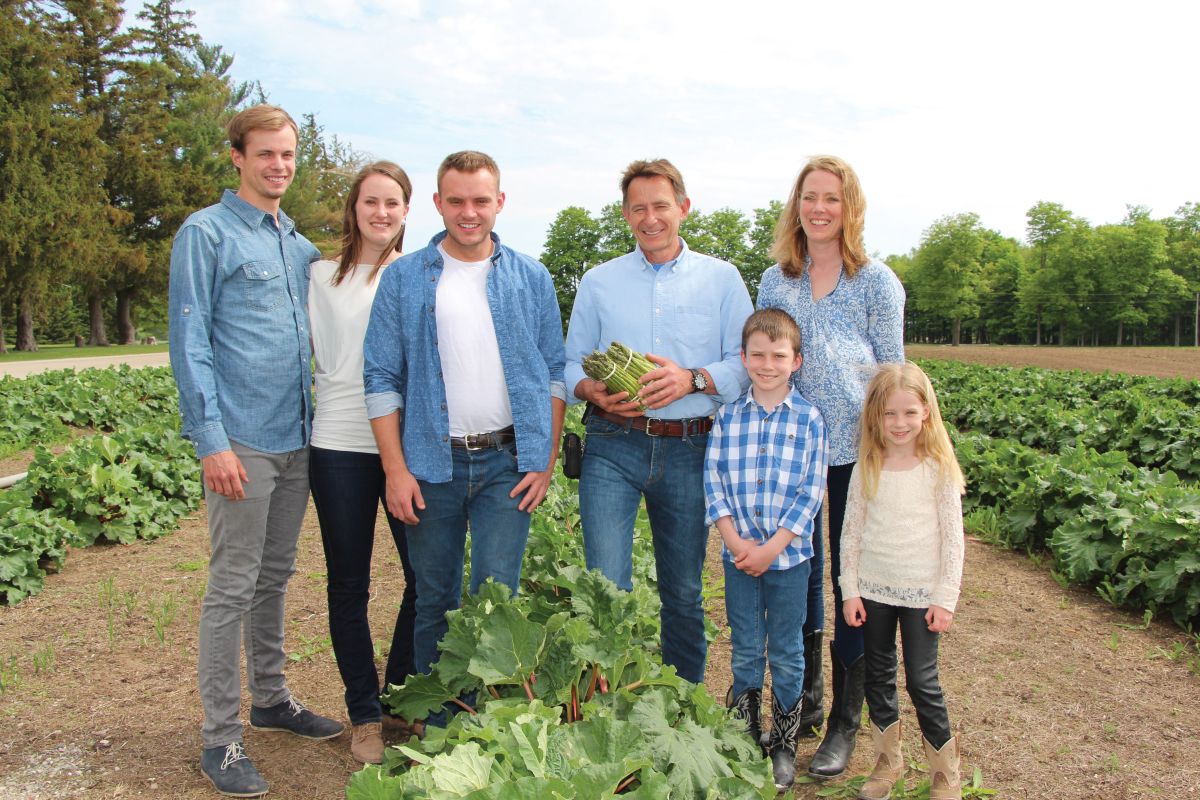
[[363, 151, 566, 719], [169, 104, 342, 798], [564, 159, 753, 684]]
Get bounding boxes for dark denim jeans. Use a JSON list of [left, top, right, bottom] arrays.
[[310, 446, 416, 725], [813, 463, 862, 663], [406, 439, 531, 678], [861, 598, 952, 748], [578, 416, 710, 684], [724, 559, 810, 708]]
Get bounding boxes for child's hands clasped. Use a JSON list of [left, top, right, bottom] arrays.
[[925, 604, 954, 633], [734, 543, 777, 577], [842, 597, 866, 627]]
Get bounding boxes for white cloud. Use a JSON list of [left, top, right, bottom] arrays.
[[181, 0, 1200, 256]]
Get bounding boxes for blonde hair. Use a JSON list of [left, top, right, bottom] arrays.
[[772, 155, 868, 279], [227, 104, 299, 153], [332, 161, 413, 286], [857, 361, 965, 499]]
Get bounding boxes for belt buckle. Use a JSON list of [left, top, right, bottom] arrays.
[[644, 418, 666, 437], [463, 432, 489, 451]]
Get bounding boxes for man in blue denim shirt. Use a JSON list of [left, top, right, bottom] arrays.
[[169, 104, 342, 798], [363, 151, 566, 715], [564, 159, 753, 684]]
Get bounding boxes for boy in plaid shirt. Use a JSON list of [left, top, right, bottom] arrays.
[[704, 308, 827, 789]]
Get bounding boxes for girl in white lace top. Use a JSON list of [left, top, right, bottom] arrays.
[[839, 362, 966, 800]]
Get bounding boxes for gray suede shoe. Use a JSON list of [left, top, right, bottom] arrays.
[[250, 697, 344, 740], [200, 742, 268, 798]]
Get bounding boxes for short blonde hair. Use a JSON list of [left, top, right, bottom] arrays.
[[227, 104, 298, 152], [620, 159, 687, 206], [772, 155, 868, 278], [437, 151, 500, 193]]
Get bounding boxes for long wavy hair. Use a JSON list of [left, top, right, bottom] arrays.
[[857, 361, 965, 499], [771, 155, 868, 279], [332, 161, 412, 286]]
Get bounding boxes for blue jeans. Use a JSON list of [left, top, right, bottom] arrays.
[[724, 559, 810, 709], [578, 416, 709, 683], [310, 447, 416, 725], [405, 439, 531, 678]]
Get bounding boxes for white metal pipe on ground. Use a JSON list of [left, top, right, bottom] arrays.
[[0, 472, 28, 489]]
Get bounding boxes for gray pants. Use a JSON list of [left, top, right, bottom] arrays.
[[199, 442, 310, 749]]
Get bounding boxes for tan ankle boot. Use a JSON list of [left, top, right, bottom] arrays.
[[857, 721, 903, 800], [924, 736, 961, 800], [351, 722, 384, 764]]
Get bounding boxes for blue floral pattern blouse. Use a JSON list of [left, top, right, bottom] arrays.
[[756, 258, 905, 465]]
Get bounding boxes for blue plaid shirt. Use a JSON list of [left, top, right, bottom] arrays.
[[704, 386, 828, 570]]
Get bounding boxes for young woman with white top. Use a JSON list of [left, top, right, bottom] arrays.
[[308, 161, 417, 764]]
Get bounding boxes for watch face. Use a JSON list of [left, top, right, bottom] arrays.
[[692, 370, 706, 390]]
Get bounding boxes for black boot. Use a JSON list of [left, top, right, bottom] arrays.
[[767, 691, 804, 789], [806, 642, 865, 779], [798, 629, 824, 738], [725, 686, 763, 754]]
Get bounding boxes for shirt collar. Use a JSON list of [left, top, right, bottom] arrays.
[[737, 384, 802, 412], [635, 237, 689, 272], [221, 189, 295, 234], [428, 230, 504, 264]]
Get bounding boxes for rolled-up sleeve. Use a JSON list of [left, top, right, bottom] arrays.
[[363, 267, 406, 420], [536, 267, 568, 402], [704, 270, 754, 404], [168, 224, 228, 458]]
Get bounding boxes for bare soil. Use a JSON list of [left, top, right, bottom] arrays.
[[906, 344, 1200, 381], [2, 346, 1199, 798]]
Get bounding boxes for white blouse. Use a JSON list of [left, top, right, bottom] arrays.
[[308, 259, 385, 453], [839, 460, 964, 612]]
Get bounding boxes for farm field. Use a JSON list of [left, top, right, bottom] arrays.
[[906, 344, 1200, 381], [1, 353, 1199, 798]]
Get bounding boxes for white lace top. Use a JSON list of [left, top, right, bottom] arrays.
[[839, 460, 964, 612]]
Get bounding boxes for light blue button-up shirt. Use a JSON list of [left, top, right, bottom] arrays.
[[564, 240, 753, 418], [363, 232, 567, 484], [168, 190, 319, 458]]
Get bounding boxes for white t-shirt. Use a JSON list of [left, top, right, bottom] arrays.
[[435, 245, 512, 436], [308, 259, 384, 453]]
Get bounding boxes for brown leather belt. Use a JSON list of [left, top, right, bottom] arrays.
[[590, 408, 713, 437], [450, 425, 515, 450]]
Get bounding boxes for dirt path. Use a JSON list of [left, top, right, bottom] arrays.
[[0, 352, 170, 379], [0, 503, 1196, 799]]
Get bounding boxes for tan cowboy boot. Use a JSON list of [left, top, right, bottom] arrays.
[[857, 720, 903, 800], [924, 736, 961, 800]]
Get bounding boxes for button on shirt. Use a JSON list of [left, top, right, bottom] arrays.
[[565, 240, 753, 418], [704, 387, 828, 571], [363, 232, 567, 483], [168, 190, 319, 457]]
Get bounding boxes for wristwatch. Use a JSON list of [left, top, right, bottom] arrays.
[[689, 368, 708, 393]]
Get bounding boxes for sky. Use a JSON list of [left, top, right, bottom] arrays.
[[181, 0, 1200, 259]]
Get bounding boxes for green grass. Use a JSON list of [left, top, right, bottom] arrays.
[[0, 342, 169, 363]]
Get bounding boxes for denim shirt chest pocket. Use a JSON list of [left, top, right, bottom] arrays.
[[240, 261, 283, 311]]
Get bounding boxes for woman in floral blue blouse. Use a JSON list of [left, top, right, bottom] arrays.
[[756, 155, 905, 780]]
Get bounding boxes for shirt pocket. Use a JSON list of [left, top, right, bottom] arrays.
[[240, 261, 283, 311], [673, 304, 716, 355]]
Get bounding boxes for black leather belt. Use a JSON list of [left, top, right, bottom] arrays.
[[591, 408, 713, 437], [450, 425, 515, 450]]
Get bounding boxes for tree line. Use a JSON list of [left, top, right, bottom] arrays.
[[3, 1, 1198, 351], [0, 0, 357, 352]]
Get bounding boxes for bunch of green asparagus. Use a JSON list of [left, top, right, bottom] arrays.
[[581, 341, 655, 410]]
